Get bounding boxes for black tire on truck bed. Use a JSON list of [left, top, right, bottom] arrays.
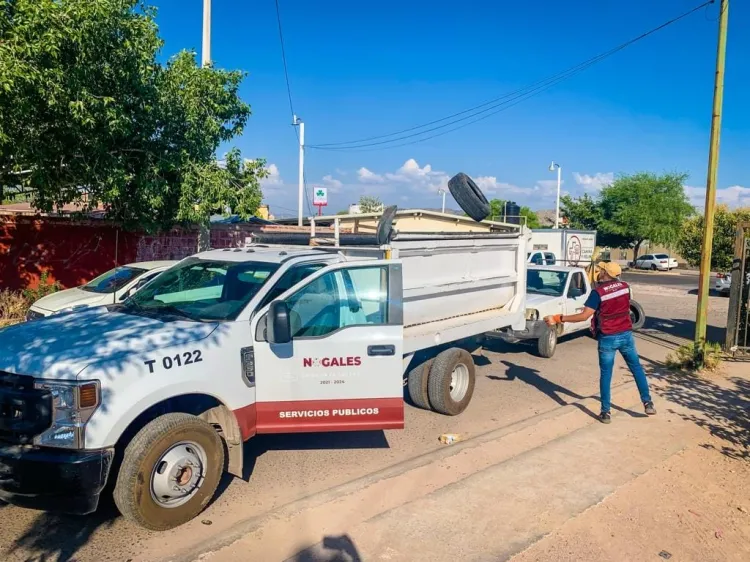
[[448, 173, 490, 222], [113, 413, 225, 531], [427, 348, 476, 416], [407, 358, 434, 410]]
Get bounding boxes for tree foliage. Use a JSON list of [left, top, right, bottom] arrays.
[[519, 206, 541, 229], [358, 195, 383, 214], [562, 173, 694, 255], [0, 0, 264, 230], [486, 199, 540, 227], [677, 205, 750, 271]]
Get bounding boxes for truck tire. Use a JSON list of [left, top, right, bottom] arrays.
[[448, 173, 490, 222], [630, 300, 645, 331], [407, 358, 434, 410], [537, 325, 558, 358], [113, 413, 225, 531], [376, 205, 398, 245], [427, 348, 475, 416]]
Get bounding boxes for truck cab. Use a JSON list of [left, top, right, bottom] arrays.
[[0, 248, 406, 530], [527, 251, 557, 266]]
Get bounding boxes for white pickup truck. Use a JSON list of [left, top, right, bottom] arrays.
[[490, 265, 645, 357], [0, 219, 529, 530]]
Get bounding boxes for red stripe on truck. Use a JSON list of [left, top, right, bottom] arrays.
[[252, 397, 404, 434], [234, 402, 258, 441]]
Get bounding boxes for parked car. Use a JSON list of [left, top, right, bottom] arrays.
[[715, 271, 750, 296], [25, 260, 176, 320], [633, 253, 678, 271]]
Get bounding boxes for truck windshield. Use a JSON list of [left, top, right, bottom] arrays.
[[82, 266, 146, 294], [123, 258, 278, 321], [527, 270, 568, 297]]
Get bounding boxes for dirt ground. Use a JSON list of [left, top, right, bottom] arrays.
[[512, 365, 750, 562]]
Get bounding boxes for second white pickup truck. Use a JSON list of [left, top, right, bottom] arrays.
[[490, 265, 645, 357]]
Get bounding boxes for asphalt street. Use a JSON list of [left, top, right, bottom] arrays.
[[622, 270, 709, 290]]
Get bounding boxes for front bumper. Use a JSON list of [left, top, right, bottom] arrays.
[[488, 320, 548, 342], [0, 443, 113, 514]]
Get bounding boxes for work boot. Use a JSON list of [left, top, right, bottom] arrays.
[[644, 401, 656, 416], [599, 411, 612, 424]]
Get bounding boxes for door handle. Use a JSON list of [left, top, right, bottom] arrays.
[[368, 345, 395, 357]]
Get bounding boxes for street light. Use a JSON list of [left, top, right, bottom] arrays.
[[201, 0, 211, 67], [438, 188, 447, 214], [548, 161, 562, 229], [293, 115, 305, 226]]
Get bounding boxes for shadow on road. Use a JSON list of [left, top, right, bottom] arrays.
[[641, 356, 750, 462], [491, 360, 646, 420], [640, 315, 726, 347], [289, 533, 362, 561]]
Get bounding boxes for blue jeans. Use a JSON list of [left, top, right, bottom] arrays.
[[598, 330, 652, 413]]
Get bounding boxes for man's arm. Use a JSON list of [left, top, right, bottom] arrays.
[[544, 290, 600, 325]]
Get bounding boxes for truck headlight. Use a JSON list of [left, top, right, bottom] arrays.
[[525, 308, 539, 321], [32, 380, 101, 449]]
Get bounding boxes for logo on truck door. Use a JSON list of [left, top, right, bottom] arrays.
[[303, 356, 362, 368]]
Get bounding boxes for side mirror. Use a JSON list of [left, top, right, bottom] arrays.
[[268, 300, 292, 344]]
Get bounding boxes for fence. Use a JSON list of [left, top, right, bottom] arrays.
[[0, 215, 304, 291], [726, 221, 750, 355]]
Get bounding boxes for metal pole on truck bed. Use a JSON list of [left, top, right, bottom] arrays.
[[695, 0, 729, 364]]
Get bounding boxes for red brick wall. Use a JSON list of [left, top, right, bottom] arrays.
[[0, 216, 340, 291], [0, 216, 140, 290]]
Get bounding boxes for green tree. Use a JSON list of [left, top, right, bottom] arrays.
[[519, 206, 541, 228], [0, 0, 263, 230], [600, 172, 693, 258], [488, 199, 506, 220], [358, 195, 383, 213], [677, 205, 750, 271], [562, 173, 693, 256]]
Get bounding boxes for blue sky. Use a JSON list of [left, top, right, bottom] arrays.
[[152, 0, 749, 217]]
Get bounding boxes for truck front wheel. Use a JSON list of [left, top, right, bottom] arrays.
[[427, 348, 475, 416], [537, 326, 558, 358], [113, 413, 225, 531]]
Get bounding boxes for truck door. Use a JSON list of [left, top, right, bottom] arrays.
[[564, 271, 590, 334], [251, 261, 404, 434]]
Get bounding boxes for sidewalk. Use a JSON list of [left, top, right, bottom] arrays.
[[182, 362, 750, 562]]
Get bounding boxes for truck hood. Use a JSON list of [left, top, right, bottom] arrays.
[[524, 293, 560, 308], [0, 307, 219, 380], [32, 287, 111, 313]]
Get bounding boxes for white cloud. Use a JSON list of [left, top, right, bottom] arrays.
[[260, 163, 282, 189], [383, 159, 450, 193], [572, 172, 614, 192], [684, 184, 750, 209], [357, 167, 384, 183], [321, 174, 343, 192]]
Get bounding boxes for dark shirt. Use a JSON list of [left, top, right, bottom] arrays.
[[583, 290, 601, 311]]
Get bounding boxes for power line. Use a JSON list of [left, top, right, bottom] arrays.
[[308, 0, 715, 152], [274, 0, 296, 123]]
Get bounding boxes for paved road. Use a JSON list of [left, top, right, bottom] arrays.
[[0, 292, 729, 562], [622, 270, 710, 290]]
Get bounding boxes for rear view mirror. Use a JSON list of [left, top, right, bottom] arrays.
[[268, 301, 292, 344]]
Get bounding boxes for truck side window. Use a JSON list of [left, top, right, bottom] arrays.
[[544, 252, 556, 265], [567, 272, 585, 298], [531, 252, 544, 265], [285, 266, 388, 339], [259, 263, 325, 309]]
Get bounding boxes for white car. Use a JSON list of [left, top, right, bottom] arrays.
[[715, 271, 750, 296], [26, 260, 176, 320], [633, 253, 678, 271]]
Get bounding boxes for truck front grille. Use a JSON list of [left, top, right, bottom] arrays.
[[0, 372, 53, 444]]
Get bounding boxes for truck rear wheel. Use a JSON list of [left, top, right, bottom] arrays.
[[407, 358, 434, 410], [537, 326, 558, 358], [427, 348, 475, 416], [113, 413, 225, 531]]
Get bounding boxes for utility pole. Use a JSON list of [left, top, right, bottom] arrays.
[[438, 188, 446, 214], [695, 0, 729, 361], [293, 115, 305, 226], [202, 0, 211, 67], [198, 0, 212, 251], [549, 162, 562, 229]]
